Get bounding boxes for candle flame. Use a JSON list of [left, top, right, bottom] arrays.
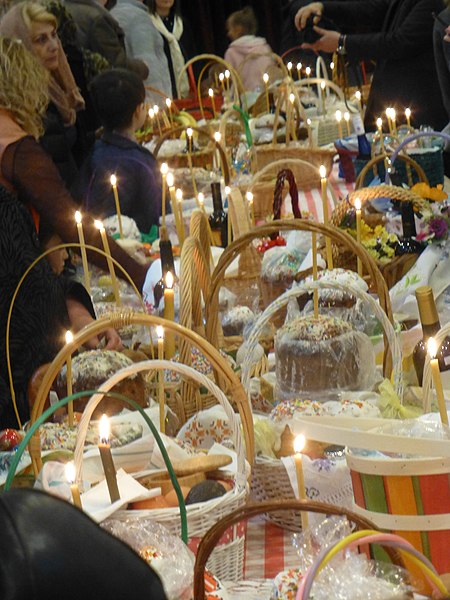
[[344, 111, 350, 122], [335, 109, 342, 122], [219, 73, 224, 82], [99, 414, 110, 443], [186, 127, 193, 139], [263, 73, 269, 84], [294, 434, 306, 454], [355, 90, 361, 101], [297, 62, 302, 70], [175, 188, 183, 201], [289, 92, 295, 103], [246, 191, 254, 203], [391, 108, 396, 121], [94, 219, 104, 231], [354, 197, 362, 211], [376, 117, 382, 129], [224, 186, 231, 196], [305, 66, 311, 76], [330, 61, 334, 70], [320, 81, 326, 90], [65, 461, 76, 484], [214, 131, 221, 143], [197, 192, 204, 205], [148, 108, 155, 118], [160, 162, 168, 176], [165, 271, 174, 289], [166, 172, 174, 188], [65, 330, 73, 345], [287, 61, 292, 70], [110, 173, 117, 187], [208, 88, 214, 98], [153, 104, 159, 115], [428, 337, 438, 360], [319, 164, 326, 179], [156, 325, 164, 339], [75, 210, 82, 224], [306, 118, 311, 126], [165, 98, 171, 108], [405, 107, 411, 118], [224, 69, 230, 78]]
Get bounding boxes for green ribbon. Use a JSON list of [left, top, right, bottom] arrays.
[[232, 104, 253, 148]]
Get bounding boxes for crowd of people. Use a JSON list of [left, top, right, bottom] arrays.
[[0, 0, 450, 431]]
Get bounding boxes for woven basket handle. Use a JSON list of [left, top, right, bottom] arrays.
[[356, 153, 428, 189], [273, 168, 302, 222], [385, 131, 449, 184], [192, 499, 398, 599]]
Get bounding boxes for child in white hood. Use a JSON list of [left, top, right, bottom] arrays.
[[224, 6, 277, 92]]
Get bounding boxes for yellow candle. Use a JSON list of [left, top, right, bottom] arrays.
[[246, 191, 255, 227], [296, 62, 302, 81], [330, 61, 334, 73], [311, 232, 319, 318], [175, 188, 185, 244], [335, 110, 343, 139], [354, 197, 363, 277], [428, 338, 449, 426], [343, 111, 351, 136], [167, 176, 183, 245], [160, 163, 168, 229], [305, 66, 311, 92], [287, 61, 293, 79], [153, 104, 163, 136], [263, 73, 270, 113], [156, 325, 165, 433], [306, 118, 313, 148], [165, 97, 174, 127], [320, 165, 333, 269], [163, 272, 175, 359], [65, 461, 82, 509], [320, 80, 326, 115], [74, 211, 91, 295], [95, 220, 121, 305], [98, 414, 120, 503], [293, 434, 309, 531], [148, 107, 155, 134], [65, 330, 74, 428], [289, 93, 297, 141], [110, 174, 123, 239], [386, 107, 393, 135], [213, 131, 222, 171], [391, 108, 397, 136], [405, 107, 411, 129], [219, 72, 225, 92], [355, 90, 362, 115], [224, 69, 231, 92], [225, 186, 232, 246], [208, 88, 217, 120]]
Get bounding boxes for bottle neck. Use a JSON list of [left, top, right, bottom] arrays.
[[421, 321, 441, 340], [401, 202, 417, 238], [211, 183, 223, 213], [159, 240, 175, 277]]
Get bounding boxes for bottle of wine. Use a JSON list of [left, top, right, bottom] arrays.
[[209, 182, 228, 248], [413, 286, 450, 386], [153, 236, 175, 309], [351, 113, 371, 160], [395, 201, 422, 255]]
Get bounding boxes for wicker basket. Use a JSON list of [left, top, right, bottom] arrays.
[[66, 358, 250, 582], [240, 279, 401, 532], [192, 499, 402, 599], [355, 152, 429, 189], [331, 184, 426, 288]]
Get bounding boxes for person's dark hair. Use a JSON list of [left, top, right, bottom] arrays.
[[89, 68, 145, 131], [226, 6, 258, 36], [145, 0, 180, 16]]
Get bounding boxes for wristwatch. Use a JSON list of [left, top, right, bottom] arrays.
[[337, 33, 347, 55]]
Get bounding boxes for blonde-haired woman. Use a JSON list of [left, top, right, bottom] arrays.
[[0, 1, 85, 186], [0, 37, 149, 428]]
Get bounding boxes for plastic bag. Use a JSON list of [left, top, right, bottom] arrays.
[[261, 246, 306, 284]]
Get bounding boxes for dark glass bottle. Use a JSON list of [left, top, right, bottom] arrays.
[[413, 286, 450, 386], [352, 113, 371, 160], [395, 202, 422, 255], [153, 238, 175, 309], [209, 182, 228, 248]]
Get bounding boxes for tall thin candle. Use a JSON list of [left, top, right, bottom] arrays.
[[354, 197, 363, 277], [160, 163, 168, 228], [74, 211, 91, 294], [156, 325, 165, 433], [335, 110, 343, 139], [294, 434, 309, 532], [320, 165, 333, 269], [263, 73, 270, 113], [95, 220, 121, 305], [65, 461, 82, 508], [208, 88, 217, 119], [110, 174, 123, 239], [65, 330, 74, 427], [98, 414, 120, 503], [175, 188, 185, 244], [428, 338, 449, 426], [246, 191, 255, 227], [163, 272, 175, 358], [165, 97, 174, 127]]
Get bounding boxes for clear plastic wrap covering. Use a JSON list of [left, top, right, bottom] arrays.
[[271, 517, 411, 600], [101, 516, 194, 600], [261, 246, 306, 283], [274, 315, 377, 401], [221, 305, 255, 336]]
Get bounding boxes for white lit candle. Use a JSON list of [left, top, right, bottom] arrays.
[[294, 434, 309, 531], [320, 165, 333, 269], [160, 163, 168, 229], [312, 232, 319, 317], [65, 461, 82, 509], [65, 330, 74, 427], [98, 414, 120, 503], [354, 197, 363, 277], [428, 338, 449, 426], [246, 191, 255, 227], [74, 211, 91, 295], [95, 220, 121, 305], [156, 325, 165, 433], [335, 110, 343, 139], [163, 272, 175, 358], [263, 73, 270, 113], [208, 88, 217, 119], [110, 174, 123, 239]]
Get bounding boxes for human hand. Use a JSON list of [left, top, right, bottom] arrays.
[[84, 328, 123, 351], [294, 2, 324, 30], [301, 26, 340, 53]]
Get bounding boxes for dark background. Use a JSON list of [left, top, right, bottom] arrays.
[[180, 0, 290, 57]]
